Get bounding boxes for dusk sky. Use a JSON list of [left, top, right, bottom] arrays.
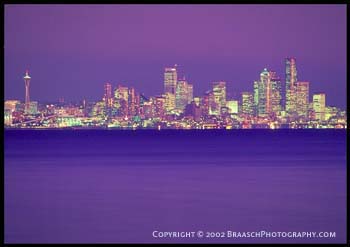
[[4, 4, 347, 108]]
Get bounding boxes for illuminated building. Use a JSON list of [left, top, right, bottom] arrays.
[[5, 100, 20, 112], [226, 100, 238, 114], [241, 92, 254, 115], [254, 69, 281, 117], [285, 58, 297, 114], [128, 87, 137, 116], [193, 97, 200, 107], [201, 92, 211, 116], [104, 82, 113, 108], [27, 101, 38, 115], [164, 66, 177, 95], [187, 84, 193, 104], [254, 69, 269, 117], [296, 81, 309, 117], [155, 95, 166, 118], [175, 79, 189, 111], [142, 100, 154, 119], [23, 70, 31, 114], [114, 85, 129, 117], [4, 109, 12, 126], [325, 106, 339, 121], [91, 101, 106, 117], [211, 81, 226, 116], [184, 101, 202, 122], [208, 91, 218, 116], [313, 93, 326, 121], [270, 71, 282, 116], [164, 92, 175, 113]]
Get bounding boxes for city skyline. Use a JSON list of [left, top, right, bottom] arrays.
[[4, 4, 346, 109], [4, 58, 345, 109], [4, 57, 347, 129]]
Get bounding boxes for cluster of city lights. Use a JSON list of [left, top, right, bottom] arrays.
[[4, 58, 347, 129]]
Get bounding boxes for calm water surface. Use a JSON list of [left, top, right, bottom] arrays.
[[4, 130, 347, 243]]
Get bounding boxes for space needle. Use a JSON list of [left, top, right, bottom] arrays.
[[23, 70, 31, 113]]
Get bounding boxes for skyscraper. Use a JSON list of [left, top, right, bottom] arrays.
[[128, 87, 137, 117], [164, 66, 177, 95], [154, 96, 166, 119], [187, 84, 193, 104], [164, 92, 175, 113], [285, 58, 297, 114], [270, 71, 282, 116], [254, 69, 269, 117], [114, 85, 129, 117], [104, 82, 113, 108], [23, 70, 31, 114], [175, 79, 189, 111], [296, 81, 310, 118], [254, 69, 281, 117], [241, 92, 254, 116], [211, 81, 226, 116], [313, 93, 326, 121]]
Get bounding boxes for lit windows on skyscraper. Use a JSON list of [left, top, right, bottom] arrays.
[[211, 81, 226, 116], [270, 72, 282, 116], [175, 79, 189, 111], [296, 81, 309, 118], [104, 82, 113, 108], [164, 66, 177, 95], [187, 84, 193, 104], [128, 87, 137, 117], [201, 92, 211, 117], [285, 57, 297, 114], [241, 92, 254, 116], [226, 100, 238, 114], [313, 93, 326, 121], [254, 69, 281, 117], [164, 92, 176, 113], [114, 85, 129, 117], [155, 95, 166, 119]]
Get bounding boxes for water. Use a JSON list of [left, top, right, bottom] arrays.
[[4, 129, 346, 243]]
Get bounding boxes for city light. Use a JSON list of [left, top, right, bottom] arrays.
[[4, 59, 347, 129]]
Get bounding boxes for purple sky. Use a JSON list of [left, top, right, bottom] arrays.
[[4, 4, 347, 108]]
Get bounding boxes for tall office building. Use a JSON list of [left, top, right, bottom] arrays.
[[296, 81, 309, 118], [313, 93, 326, 121], [175, 79, 189, 111], [211, 81, 226, 116], [270, 71, 282, 116], [254, 69, 281, 117], [164, 66, 177, 95], [104, 82, 113, 108], [201, 92, 211, 117], [241, 92, 254, 116], [187, 84, 193, 104], [164, 92, 175, 113], [114, 85, 129, 117], [254, 69, 269, 117], [285, 58, 297, 114], [23, 70, 31, 114], [128, 87, 137, 117], [155, 96, 166, 119]]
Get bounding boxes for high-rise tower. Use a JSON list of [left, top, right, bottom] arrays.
[[285, 58, 297, 114], [23, 70, 31, 113], [164, 66, 177, 95], [104, 82, 113, 108]]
